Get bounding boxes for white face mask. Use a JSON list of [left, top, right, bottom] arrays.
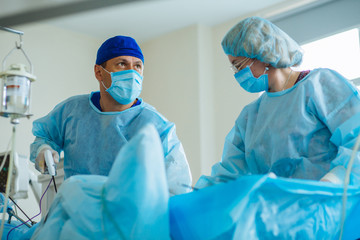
[[101, 67, 143, 105]]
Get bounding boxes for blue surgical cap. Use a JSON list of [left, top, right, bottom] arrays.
[[221, 16, 303, 68], [96, 35, 144, 65]]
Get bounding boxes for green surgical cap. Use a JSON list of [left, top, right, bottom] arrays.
[[221, 16, 303, 68]]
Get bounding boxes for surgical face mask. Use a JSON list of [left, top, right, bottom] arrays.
[[101, 67, 143, 105], [234, 61, 269, 93]]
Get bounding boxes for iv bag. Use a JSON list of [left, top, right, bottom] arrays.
[[0, 64, 35, 117]]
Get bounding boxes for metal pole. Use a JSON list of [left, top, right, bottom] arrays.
[[0, 26, 23, 35]]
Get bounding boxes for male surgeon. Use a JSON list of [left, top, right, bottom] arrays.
[[30, 35, 192, 195]]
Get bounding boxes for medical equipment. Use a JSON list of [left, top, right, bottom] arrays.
[[44, 150, 56, 177], [0, 64, 35, 119], [0, 28, 36, 122], [0, 152, 29, 199], [44, 150, 58, 194], [36, 160, 64, 218], [0, 26, 36, 238]]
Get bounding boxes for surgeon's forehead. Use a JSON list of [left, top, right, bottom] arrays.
[[108, 55, 143, 63]]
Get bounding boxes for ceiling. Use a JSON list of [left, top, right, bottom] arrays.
[[0, 0, 327, 42]]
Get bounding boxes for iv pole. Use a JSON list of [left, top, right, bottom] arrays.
[[0, 26, 24, 36], [0, 26, 27, 238]]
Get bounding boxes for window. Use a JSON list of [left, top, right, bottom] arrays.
[[293, 28, 360, 86]]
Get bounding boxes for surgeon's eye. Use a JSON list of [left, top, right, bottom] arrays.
[[118, 62, 126, 68], [135, 64, 143, 70]]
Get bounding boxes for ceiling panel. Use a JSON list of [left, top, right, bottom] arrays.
[[0, 0, 329, 42]]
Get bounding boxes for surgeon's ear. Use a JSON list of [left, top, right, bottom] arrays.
[[94, 65, 103, 82]]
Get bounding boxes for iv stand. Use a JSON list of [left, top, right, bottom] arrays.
[[0, 26, 24, 36], [0, 26, 26, 237]]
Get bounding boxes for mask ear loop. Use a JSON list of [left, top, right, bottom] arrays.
[[264, 67, 269, 74], [249, 59, 255, 68], [101, 80, 109, 90], [100, 65, 112, 75], [99, 65, 111, 90]]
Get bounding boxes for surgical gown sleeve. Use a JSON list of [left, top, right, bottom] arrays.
[[30, 100, 66, 163], [160, 123, 192, 195], [307, 70, 360, 185]]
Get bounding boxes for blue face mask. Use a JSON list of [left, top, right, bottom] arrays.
[[101, 68, 143, 105], [234, 63, 269, 93]]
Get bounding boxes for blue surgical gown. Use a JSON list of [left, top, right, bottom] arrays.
[[197, 68, 360, 188], [31, 124, 170, 240], [30, 92, 192, 195]]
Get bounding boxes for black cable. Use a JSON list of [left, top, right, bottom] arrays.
[[8, 196, 35, 225], [7, 177, 54, 239], [52, 176, 57, 193]]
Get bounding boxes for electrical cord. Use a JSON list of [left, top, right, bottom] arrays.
[[9, 197, 35, 226], [339, 132, 360, 240], [52, 176, 57, 193], [6, 177, 54, 239]]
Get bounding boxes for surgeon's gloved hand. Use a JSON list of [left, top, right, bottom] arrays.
[[35, 145, 59, 174]]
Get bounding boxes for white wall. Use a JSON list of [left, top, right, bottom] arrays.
[[141, 26, 201, 182], [141, 24, 217, 183], [197, 25, 216, 176], [0, 23, 100, 221], [211, 20, 260, 167]]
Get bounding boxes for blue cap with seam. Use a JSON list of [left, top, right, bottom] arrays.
[[96, 35, 144, 65]]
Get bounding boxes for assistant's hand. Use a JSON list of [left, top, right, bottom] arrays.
[[35, 145, 59, 174], [319, 165, 346, 184], [319, 178, 331, 182]]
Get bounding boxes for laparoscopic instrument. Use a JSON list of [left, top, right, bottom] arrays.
[[44, 150, 57, 193]]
